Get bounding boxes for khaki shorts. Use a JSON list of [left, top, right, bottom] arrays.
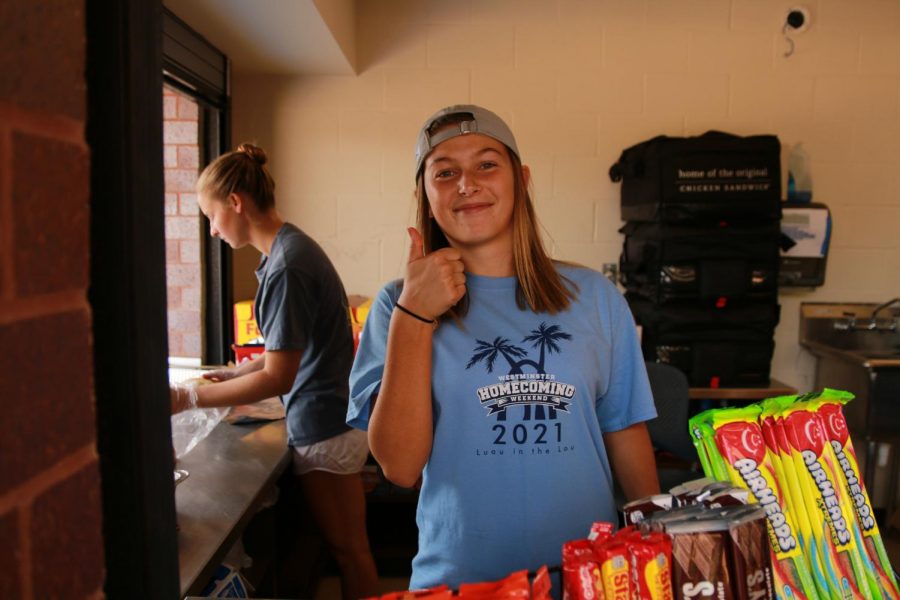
[[291, 428, 369, 476]]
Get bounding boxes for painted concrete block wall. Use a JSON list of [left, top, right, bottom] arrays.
[[232, 0, 900, 391]]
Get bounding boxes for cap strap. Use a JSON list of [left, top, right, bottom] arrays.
[[427, 119, 479, 151]]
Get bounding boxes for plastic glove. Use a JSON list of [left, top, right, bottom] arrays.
[[170, 382, 199, 414]]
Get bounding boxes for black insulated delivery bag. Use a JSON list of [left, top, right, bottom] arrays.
[[619, 221, 781, 305], [628, 297, 781, 387], [609, 131, 782, 224]]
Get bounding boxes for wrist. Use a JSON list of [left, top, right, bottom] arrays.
[[394, 302, 437, 326]]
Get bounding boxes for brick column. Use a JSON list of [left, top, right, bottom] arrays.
[[0, 1, 105, 598], [163, 87, 202, 359]]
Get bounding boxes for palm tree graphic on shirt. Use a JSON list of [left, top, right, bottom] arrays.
[[466, 322, 572, 420]]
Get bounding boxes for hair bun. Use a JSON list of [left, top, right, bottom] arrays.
[[237, 143, 267, 166]]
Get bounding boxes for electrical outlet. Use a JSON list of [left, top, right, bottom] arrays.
[[602, 263, 618, 283]]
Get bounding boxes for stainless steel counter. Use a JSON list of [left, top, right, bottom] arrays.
[[175, 419, 290, 597]]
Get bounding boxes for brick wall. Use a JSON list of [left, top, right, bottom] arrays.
[[0, 1, 105, 598], [163, 86, 202, 359]]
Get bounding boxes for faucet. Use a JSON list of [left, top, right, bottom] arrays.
[[870, 298, 900, 330]]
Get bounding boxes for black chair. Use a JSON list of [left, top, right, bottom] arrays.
[[644, 361, 702, 491]]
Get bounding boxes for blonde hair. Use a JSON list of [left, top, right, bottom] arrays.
[[415, 145, 577, 319], [196, 143, 275, 210]]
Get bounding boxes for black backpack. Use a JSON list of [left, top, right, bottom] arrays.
[[610, 131, 782, 224]]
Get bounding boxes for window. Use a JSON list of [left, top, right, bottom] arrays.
[[162, 8, 232, 365]]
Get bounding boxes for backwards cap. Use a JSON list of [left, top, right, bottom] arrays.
[[414, 105, 519, 179]]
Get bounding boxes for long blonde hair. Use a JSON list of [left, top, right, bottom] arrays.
[[415, 147, 577, 319], [196, 143, 275, 210]]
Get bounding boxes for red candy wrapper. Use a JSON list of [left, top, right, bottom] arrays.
[[563, 539, 604, 600], [457, 569, 530, 599], [365, 585, 451, 600], [531, 565, 553, 600], [597, 542, 631, 600], [630, 532, 674, 600]]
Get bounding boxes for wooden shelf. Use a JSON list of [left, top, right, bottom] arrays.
[[688, 378, 797, 401]]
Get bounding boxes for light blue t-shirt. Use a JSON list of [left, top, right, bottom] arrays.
[[348, 265, 655, 590]]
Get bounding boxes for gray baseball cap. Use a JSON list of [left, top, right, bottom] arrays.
[[414, 104, 520, 179]]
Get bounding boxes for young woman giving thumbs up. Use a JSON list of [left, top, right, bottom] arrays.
[[348, 106, 660, 593]]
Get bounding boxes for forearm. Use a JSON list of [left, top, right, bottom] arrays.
[[193, 350, 297, 410], [233, 353, 265, 377], [604, 422, 660, 501], [195, 368, 286, 409], [368, 311, 435, 487]]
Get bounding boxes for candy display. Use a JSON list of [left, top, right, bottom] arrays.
[[691, 389, 900, 600], [367, 389, 895, 600], [564, 523, 674, 600]]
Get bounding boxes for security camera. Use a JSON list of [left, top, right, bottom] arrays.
[[785, 7, 810, 33]]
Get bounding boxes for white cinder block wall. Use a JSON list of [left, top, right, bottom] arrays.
[[232, 0, 900, 392]]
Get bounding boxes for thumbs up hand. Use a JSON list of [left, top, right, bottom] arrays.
[[398, 227, 466, 322]]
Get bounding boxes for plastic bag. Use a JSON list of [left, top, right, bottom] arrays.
[[171, 403, 227, 459]]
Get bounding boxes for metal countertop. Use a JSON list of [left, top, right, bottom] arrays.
[[175, 419, 290, 597]]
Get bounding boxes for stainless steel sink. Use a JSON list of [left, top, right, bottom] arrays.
[[800, 302, 900, 368]]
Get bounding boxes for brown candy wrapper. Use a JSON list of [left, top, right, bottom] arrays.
[[667, 518, 734, 600], [725, 505, 774, 600], [623, 494, 675, 526]]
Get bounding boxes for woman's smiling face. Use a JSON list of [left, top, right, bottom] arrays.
[[422, 132, 520, 252]]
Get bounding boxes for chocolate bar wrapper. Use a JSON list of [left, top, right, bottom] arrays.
[[668, 518, 733, 600], [726, 505, 775, 600], [646, 505, 716, 534], [782, 402, 873, 599], [705, 488, 751, 508], [815, 392, 900, 600], [623, 495, 675, 526], [693, 482, 740, 506], [671, 477, 721, 507], [711, 406, 820, 600]]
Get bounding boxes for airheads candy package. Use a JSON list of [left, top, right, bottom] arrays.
[[781, 402, 873, 599], [690, 410, 731, 481], [760, 397, 839, 600], [758, 397, 835, 600], [710, 406, 820, 600], [812, 391, 900, 599]]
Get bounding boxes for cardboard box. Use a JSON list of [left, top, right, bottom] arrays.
[[233, 344, 264, 365], [233, 300, 262, 345], [348, 295, 372, 355]]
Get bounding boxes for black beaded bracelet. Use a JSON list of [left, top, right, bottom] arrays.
[[395, 302, 436, 325]]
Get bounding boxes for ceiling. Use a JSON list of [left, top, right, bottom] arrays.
[[163, 0, 357, 75]]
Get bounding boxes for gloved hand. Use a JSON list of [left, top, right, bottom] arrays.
[[170, 382, 199, 414]]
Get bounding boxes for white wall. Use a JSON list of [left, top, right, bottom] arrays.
[[232, 0, 900, 392]]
